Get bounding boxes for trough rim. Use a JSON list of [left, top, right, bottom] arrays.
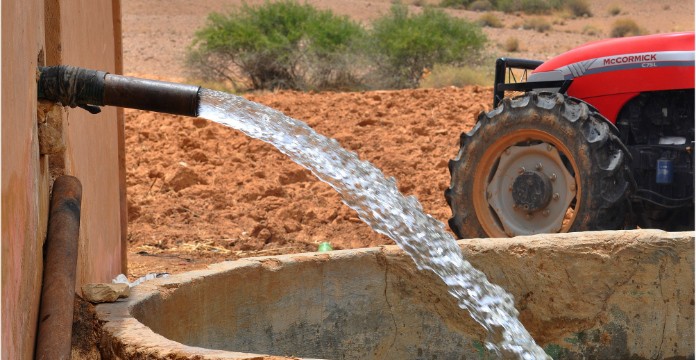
[[96, 247, 389, 360], [94, 229, 694, 360]]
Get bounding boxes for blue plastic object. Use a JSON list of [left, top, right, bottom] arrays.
[[656, 158, 673, 184]]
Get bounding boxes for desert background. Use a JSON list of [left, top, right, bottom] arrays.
[[121, 0, 694, 279]]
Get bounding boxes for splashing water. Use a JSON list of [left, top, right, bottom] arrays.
[[198, 89, 549, 359]]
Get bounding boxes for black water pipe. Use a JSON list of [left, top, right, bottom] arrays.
[[38, 65, 200, 116], [35, 176, 82, 360]]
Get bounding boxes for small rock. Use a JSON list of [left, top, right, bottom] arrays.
[[258, 228, 272, 243], [283, 221, 302, 233], [81, 283, 130, 303], [165, 163, 207, 191], [147, 168, 165, 179], [192, 118, 208, 128], [189, 150, 209, 163]]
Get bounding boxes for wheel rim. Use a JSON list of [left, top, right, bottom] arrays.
[[472, 129, 581, 237]]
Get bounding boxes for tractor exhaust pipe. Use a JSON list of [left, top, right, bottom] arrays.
[[38, 65, 200, 116]]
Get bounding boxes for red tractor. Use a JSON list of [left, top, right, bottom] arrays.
[[446, 32, 694, 239]]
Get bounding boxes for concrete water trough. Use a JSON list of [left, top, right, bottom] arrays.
[[95, 230, 694, 359]]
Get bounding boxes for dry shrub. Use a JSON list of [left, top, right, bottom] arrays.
[[419, 64, 490, 88], [439, 0, 469, 9], [469, 0, 493, 11], [478, 12, 503, 28], [610, 18, 643, 38], [504, 37, 519, 52], [565, 0, 592, 17], [523, 17, 551, 32], [582, 24, 601, 36], [497, 0, 556, 14], [607, 5, 621, 16]]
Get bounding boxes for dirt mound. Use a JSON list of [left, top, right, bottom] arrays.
[[126, 87, 490, 278]]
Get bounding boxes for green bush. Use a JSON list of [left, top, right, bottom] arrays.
[[189, 1, 487, 91], [368, 4, 486, 88], [187, 1, 365, 91], [610, 18, 643, 37]]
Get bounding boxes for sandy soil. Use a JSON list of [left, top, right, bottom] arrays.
[[121, 0, 694, 279], [125, 87, 488, 278]]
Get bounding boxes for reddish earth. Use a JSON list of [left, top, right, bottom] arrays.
[[126, 87, 490, 279], [121, 0, 693, 279]]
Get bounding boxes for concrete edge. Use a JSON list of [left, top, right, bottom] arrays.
[[94, 230, 695, 359]]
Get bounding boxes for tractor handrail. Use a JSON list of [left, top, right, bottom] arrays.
[[492, 57, 573, 108]]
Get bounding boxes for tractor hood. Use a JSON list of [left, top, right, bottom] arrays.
[[535, 32, 694, 74], [528, 32, 694, 122]]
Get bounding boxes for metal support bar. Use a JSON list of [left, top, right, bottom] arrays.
[[496, 80, 572, 92], [493, 57, 545, 108]]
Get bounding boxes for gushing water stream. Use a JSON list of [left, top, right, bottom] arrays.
[[198, 88, 550, 359]]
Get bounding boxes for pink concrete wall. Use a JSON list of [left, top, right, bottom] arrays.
[[57, 0, 125, 290], [1, 1, 124, 359], [2, 2, 49, 358]]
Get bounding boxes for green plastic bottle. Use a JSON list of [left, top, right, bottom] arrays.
[[317, 242, 333, 252]]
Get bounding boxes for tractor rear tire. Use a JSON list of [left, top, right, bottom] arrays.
[[445, 92, 632, 239]]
